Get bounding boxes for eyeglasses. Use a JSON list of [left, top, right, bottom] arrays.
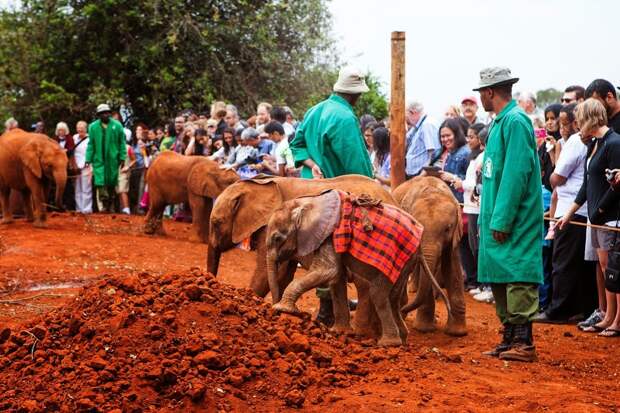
[[561, 98, 574, 103]]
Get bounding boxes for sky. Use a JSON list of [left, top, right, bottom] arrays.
[[329, 0, 620, 118]]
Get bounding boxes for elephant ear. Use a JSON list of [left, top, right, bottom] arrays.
[[231, 181, 284, 244], [295, 190, 341, 257], [19, 141, 42, 178], [187, 161, 238, 198]]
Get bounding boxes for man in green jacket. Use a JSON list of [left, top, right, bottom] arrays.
[[290, 66, 373, 325], [85, 104, 127, 213], [291, 66, 373, 180], [474, 67, 543, 362]]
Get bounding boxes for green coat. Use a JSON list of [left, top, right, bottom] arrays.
[[290, 94, 373, 179], [85, 118, 127, 187], [478, 100, 543, 284]]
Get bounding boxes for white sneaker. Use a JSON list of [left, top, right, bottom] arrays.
[[468, 287, 482, 295], [473, 289, 494, 303]]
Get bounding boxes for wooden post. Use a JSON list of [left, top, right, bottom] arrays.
[[390, 31, 406, 190]]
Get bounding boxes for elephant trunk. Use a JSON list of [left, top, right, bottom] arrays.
[[266, 249, 280, 303], [207, 246, 221, 276], [53, 168, 67, 210]]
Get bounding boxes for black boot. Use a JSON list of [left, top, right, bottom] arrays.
[[499, 322, 537, 362], [316, 296, 335, 327], [483, 323, 513, 357]]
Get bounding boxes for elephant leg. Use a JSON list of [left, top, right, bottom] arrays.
[[444, 250, 467, 336], [20, 189, 34, 221], [0, 187, 13, 224], [391, 271, 410, 344], [188, 193, 212, 243], [250, 229, 270, 297], [369, 277, 403, 346], [413, 272, 437, 333], [352, 276, 382, 338], [330, 268, 352, 333], [144, 191, 165, 235], [28, 180, 47, 228], [275, 260, 297, 303]]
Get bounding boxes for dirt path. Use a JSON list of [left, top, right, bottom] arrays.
[[0, 214, 618, 412]]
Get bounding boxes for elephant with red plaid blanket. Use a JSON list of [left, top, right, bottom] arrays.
[[266, 190, 449, 347]]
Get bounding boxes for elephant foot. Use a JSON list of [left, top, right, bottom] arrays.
[[272, 302, 302, 315], [444, 321, 468, 337], [378, 335, 403, 347], [33, 220, 47, 228], [351, 319, 381, 339], [1, 218, 14, 225], [330, 324, 354, 335], [413, 319, 437, 333]]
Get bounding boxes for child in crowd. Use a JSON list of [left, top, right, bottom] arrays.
[[259, 121, 295, 176], [117, 143, 136, 214]]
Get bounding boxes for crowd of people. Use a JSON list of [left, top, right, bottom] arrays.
[[3, 67, 620, 360]]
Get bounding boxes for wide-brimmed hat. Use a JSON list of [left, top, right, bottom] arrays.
[[333, 66, 369, 95], [473, 67, 519, 91], [96, 103, 112, 114]]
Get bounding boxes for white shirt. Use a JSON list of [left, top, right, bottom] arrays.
[[73, 134, 90, 169], [283, 122, 295, 139], [462, 152, 484, 214], [553, 133, 587, 218]]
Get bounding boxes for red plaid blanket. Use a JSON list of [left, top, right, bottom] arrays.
[[332, 191, 424, 284]]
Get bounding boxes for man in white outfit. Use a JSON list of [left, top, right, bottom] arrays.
[[73, 120, 92, 214]]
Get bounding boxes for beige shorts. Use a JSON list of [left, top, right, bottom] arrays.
[[116, 172, 130, 194]]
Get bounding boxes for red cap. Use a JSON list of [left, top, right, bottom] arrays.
[[461, 96, 478, 105]]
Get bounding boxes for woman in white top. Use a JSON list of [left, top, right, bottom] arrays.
[[72, 121, 92, 214]]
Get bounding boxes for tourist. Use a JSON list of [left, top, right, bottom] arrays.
[[558, 98, 620, 337], [211, 101, 227, 138], [562, 85, 585, 105], [159, 123, 176, 152], [271, 106, 295, 138], [117, 142, 136, 215], [461, 96, 486, 125], [85, 104, 127, 213], [172, 116, 186, 154], [73, 121, 92, 214], [371, 126, 391, 189], [209, 127, 238, 164], [53, 122, 76, 210], [4, 117, 18, 132], [585, 79, 620, 132], [262, 121, 294, 176], [256, 102, 272, 132], [475, 67, 542, 362], [518, 91, 543, 125], [404, 101, 439, 178], [444, 104, 461, 119], [534, 103, 597, 324]]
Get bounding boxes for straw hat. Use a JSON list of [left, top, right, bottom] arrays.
[[333, 66, 369, 94]]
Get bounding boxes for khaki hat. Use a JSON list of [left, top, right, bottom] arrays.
[[473, 67, 519, 91], [96, 103, 111, 114], [206, 118, 218, 127], [333, 66, 369, 94]]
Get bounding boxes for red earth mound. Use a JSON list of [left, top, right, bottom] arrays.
[[0, 269, 401, 412]]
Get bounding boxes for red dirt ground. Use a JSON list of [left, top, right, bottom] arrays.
[[0, 213, 619, 412]]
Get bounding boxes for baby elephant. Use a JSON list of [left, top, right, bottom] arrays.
[[266, 190, 448, 347]]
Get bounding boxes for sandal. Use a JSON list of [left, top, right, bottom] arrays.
[[581, 324, 606, 333], [599, 328, 620, 338]]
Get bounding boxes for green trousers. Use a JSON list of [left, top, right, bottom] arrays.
[[95, 186, 116, 213], [490, 283, 539, 325]]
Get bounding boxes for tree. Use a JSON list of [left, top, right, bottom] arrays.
[[0, 0, 337, 130], [536, 88, 563, 109]]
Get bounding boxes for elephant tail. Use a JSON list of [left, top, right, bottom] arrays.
[[401, 255, 452, 317]]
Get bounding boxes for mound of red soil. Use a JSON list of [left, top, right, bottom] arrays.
[[0, 269, 398, 412]]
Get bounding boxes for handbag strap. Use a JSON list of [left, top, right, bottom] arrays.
[[611, 207, 620, 249]]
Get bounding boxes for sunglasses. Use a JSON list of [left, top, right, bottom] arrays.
[[561, 98, 574, 103]]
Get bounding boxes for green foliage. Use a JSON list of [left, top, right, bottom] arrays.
[[0, 0, 338, 130], [354, 73, 389, 121], [536, 88, 563, 109]]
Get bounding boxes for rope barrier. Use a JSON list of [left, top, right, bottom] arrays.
[[457, 202, 620, 234]]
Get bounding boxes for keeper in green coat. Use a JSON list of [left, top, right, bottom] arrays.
[[290, 66, 373, 327], [85, 104, 127, 213], [474, 67, 543, 363]]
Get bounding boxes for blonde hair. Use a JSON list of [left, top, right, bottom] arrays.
[[211, 101, 227, 119], [55, 121, 69, 136], [76, 120, 87, 130], [257, 102, 272, 114], [575, 98, 607, 136]]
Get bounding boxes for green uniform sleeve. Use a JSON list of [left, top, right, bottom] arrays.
[[290, 122, 310, 167], [85, 124, 94, 164], [490, 117, 535, 233], [328, 116, 373, 177]]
